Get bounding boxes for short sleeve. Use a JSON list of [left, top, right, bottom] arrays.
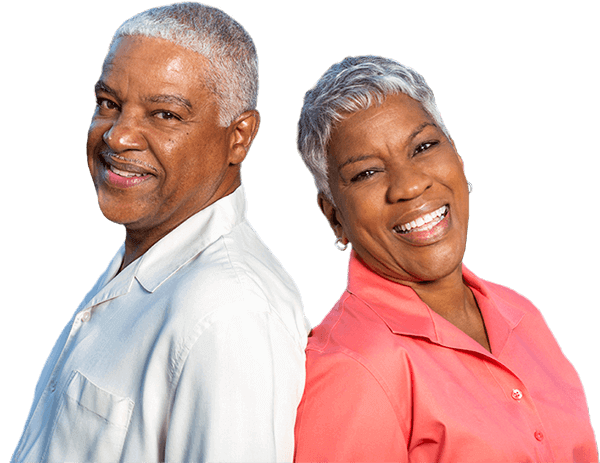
[[294, 348, 408, 462], [164, 306, 305, 462]]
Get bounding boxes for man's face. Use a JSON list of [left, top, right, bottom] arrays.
[[87, 36, 238, 238]]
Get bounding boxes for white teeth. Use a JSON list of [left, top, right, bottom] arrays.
[[395, 205, 448, 234], [110, 165, 145, 178]]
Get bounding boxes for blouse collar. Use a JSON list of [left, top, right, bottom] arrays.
[[346, 251, 525, 357]]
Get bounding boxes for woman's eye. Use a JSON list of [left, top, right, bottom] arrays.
[[351, 170, 378, 182], [415, 141, 438, 155]]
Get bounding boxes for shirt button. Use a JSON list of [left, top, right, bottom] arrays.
[[511, 388, 523, 400], [81, 311, 91, 322], [534, 431, 544, 441]]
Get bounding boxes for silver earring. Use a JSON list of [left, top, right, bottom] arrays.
[[335, 237, 348, 251], [467, 182, 473, 193]]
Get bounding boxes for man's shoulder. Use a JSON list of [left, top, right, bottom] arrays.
[[162, 220, 304, 329]]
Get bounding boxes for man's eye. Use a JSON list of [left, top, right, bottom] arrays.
[[154, 111, 181, 121], [96, 98, 119, 111]]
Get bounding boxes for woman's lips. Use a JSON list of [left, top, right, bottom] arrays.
[[392, 205, 450, 245]]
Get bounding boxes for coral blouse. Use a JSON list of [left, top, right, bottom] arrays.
[[294, 252, 597, 462]]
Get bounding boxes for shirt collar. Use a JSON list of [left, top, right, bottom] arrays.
[[134, 187, 246, 292], [80, 188, 246, 312], [346, 251, 524, 357]]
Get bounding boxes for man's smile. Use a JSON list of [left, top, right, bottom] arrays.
[[98, 150, 157, 188]]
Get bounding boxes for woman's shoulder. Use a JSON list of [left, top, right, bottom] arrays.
[[306, 290, 413, 367], [478, 277, 543, 318]]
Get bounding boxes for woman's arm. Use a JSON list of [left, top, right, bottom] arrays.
[[294, 348, 408, 462]]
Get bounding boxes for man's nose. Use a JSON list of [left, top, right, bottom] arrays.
[[103, 111, 147, 152]]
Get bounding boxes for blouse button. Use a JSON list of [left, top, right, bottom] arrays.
[[534, 431, 544, 441], [81, 311, 91, 322], [511, 388, 523, 400]]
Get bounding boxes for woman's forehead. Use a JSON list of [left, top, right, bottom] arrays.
[[328, 94, 436, 157]]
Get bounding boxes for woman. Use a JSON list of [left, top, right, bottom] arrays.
[[293, 56, 597, 462]]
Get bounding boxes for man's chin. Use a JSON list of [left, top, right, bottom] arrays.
[[98, 202, 148, 230]]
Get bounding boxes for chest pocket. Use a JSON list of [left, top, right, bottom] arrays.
[[44, 370, 134, 463]]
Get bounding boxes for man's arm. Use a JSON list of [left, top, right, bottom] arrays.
[[164, 306, 305, 462]]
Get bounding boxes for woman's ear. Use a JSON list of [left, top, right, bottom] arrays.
[[228, 110, 260, 165], [318, 193, 348, 245]]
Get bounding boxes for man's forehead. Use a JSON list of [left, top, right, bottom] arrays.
[[97, 35, 214, 98], [103, 35, 210, 70]]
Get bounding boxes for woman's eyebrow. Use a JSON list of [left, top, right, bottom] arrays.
[[337, 122, 437, 171], [338, 154, 378, 171], [408, 122, 436, 142]]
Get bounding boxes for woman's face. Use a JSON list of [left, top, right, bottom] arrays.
[[323, 92, 470, 284]]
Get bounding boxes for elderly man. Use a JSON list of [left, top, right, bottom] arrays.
[[11, 3, 308, 462]]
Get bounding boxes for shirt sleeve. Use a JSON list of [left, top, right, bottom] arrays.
[[164, 306, 305, 462], [294, 348, 408, 462]]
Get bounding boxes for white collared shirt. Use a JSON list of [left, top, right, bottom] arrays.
[[12, 187, 309, 463]]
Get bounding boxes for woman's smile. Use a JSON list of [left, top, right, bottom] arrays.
[[392, 204, 450, 246]]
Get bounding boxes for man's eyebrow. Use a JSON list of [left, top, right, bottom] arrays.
[[94, 82, 193, 113], [144, 94, 193, 112], [94, 80, 117, 97]]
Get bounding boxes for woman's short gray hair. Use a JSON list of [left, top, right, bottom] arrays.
[[110, 2, 258, 127], [298, 55, 450, 202]]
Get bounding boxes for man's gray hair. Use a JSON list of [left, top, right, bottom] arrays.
[[298, 55, 450, 202], [110, 2, 258, 127]]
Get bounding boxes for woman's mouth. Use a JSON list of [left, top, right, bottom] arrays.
[[392, 205, 451, 245], [394, 205, 448, 234]]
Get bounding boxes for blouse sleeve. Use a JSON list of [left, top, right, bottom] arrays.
[[294, 348, 409, 462]]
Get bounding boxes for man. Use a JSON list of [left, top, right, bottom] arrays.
[[11, 3, 308, 462]]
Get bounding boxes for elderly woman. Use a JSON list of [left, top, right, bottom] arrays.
[[293, 56, 597, 462]]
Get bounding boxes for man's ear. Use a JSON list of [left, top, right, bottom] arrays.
[[318, 192, 348, 245], [228, 110, 260, 165]]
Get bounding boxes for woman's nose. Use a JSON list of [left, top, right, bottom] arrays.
[[102, 111, 147, 152], [386, 165, 432, 203]]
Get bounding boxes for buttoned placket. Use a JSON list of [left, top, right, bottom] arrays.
[[483, 358, 554, 462], [47, 310, 90, 391], [13, 264, 135, 462], [13, 306, 97, 461]]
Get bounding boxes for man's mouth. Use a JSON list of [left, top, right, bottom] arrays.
[[108, 165, 148, 178], [393, 205, 448, 234], [99, 151, 155, 188]]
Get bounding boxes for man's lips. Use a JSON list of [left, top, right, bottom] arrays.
[[100, 151, 157, 175], [99, 151, 156, 188]]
